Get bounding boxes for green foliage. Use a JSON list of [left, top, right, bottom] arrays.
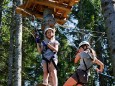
[[0, 1, 11, 86]]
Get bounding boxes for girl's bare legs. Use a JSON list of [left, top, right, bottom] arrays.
[[42, 62, 49, 85], [48, 72, 53, 86], [50, 68, 58, 86], [63, 77, 78, 86], [50, 61, 58, 86]]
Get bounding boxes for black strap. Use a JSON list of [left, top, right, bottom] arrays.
[[42, 57, 50, 73], [51, 57, 58, 70]]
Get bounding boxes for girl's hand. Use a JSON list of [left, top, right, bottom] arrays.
[[94, 59, 104, 73], [95, 68, 103, 73], [36, 37, 40, 43], [42, 41, 47, 47]]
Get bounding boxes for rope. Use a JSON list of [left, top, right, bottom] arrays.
[[56, 23, 106, 42], [22, 26, 35, 38], [56, 23, 106, 35], [56, 24, 107, 51], [56, 24, 78, 49]]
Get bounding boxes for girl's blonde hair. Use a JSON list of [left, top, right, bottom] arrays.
[[89, 48, 97, 62]]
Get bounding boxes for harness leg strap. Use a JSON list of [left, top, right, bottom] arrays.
[[51, 58, 58, 70]]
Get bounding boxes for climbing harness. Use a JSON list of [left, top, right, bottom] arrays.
[[42, 44, 58, 73]]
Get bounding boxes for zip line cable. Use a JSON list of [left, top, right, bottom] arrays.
[[22, 26, 35, 38], [56, 23, 107, 40], [56, 23, 107, 35]]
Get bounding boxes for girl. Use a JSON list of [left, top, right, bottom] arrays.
[[36, 28, 59, 86], [63, 41, 104, 86]]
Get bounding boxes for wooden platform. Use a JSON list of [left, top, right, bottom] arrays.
[[16, 0, 80, 25]]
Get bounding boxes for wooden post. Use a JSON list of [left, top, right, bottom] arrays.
[[42, 8, 56, 30]]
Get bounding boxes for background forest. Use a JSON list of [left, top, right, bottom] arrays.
[[0, 0, 115, 86]]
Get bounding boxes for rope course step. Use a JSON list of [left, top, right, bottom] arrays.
[[16, 0, 80, 25]]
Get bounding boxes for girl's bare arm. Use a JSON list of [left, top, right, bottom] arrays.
[[36, 43, 43, 54], [94, 59, 104, 73], [74, 54, 80, 63], [47, 43, 59, 52]]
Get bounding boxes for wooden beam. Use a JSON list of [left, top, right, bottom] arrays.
[[16, 6, 31, 17], [69, 0, 80, 6], [16, 0, 80, 17], [69, 0, 80, 3], [33, 0, 71, 12], [16, 6, 66, 24], [16, 0, 80, 25]]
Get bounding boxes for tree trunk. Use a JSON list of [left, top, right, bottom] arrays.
[[100, 0, 115, 77], [8, 28, 14, 86], [8, 1, 15, 85], [8, 33, 14, 86], [0, 0, 3, 44], [8, 21, 14, 86], [13, 0, 22, 86]]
